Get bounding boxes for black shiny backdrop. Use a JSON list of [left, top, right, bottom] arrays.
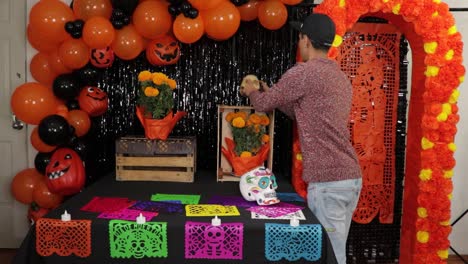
[[83, 6, 313, 184]]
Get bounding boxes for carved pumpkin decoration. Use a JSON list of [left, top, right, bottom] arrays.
[[90, 46, 115, 68], [45, 148, 85, 196], [78, 86, 108, 117], [146, 35, 180, 66]]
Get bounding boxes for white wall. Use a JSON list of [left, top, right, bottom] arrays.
[[25, 0, 468, 255]]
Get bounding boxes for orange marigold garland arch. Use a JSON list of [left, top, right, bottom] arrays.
[[300, 0, 464, 263]]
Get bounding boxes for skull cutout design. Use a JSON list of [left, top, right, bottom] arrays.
[[204, 226, 224, 256], [146, 35, 180, 66], [239, 166, 280, 206], [78, 86, 108, 117], [45, 148, 85, 196], [127, 230, 150, 259], [90, 46, 114, 68]]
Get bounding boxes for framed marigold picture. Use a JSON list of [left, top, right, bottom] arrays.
[[216, 105, 275, 182]]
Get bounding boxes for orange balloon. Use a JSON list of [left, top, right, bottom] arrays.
[[27, 24, 60, 53], [201, 1, 240, 41], [11, 82, 60, 125], [29, 0, 75, 43], [258, 0, 288, 30], [133, 1, 172, 39], [238, 0, 260, 21], [48, 50, 73, 75], [11, 168, 43, 204], [112, 25, 144, 60], [280, 0, 303, 5], [73, 0, 113, 21], [31, 127, 57, 153], [30, 53, 58, 86], [55, 104, 70, 119], [173, 14, 204, 44], [82, 16, 115, 49], [32, 178, 63, 209], [67, 110, 91, 137], [59, 39, 90, 70], [189, 0, 225, 10]]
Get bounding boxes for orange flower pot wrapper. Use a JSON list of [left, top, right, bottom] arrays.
[[221, 137, 270, 176], [136, 107, 186, 140]]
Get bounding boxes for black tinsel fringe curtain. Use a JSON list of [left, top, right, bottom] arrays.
[[83, 6, 313, 184]]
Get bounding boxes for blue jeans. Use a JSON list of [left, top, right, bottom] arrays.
[[307, 178, 362, 264]]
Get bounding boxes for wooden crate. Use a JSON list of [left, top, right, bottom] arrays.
[[116, 136, 196, 182], [216, 105, 275, 182]]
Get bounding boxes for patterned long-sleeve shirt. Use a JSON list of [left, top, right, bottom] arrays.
[[249, 58, 362, 183]]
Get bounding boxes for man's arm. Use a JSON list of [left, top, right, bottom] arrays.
[[245, 64, 306, 113], [278, 105, 295, 119]]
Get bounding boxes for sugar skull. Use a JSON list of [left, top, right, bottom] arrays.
[[146, 35, 180, 66], [239, 166, 280, 206], [45, 148, 85, 196]]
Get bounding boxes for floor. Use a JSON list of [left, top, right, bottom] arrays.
[[1, 249, 466, 263]]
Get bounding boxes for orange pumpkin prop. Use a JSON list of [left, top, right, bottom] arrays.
[[45, 148, 85, 196], [78, 86, 109, 117], [90, 47, 115, 68], [146, 35, 180, 66]]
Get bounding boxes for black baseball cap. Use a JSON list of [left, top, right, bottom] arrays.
[[290, 13, 336, 47]]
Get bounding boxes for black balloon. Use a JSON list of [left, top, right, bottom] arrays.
[[186, 8, 198, 19], [111, 20, 125, 29], [180, 2, 191, 12], [112, 9, 125, 18], [168, 0, 184, 4], [66, 99, 80, 110], [168, 5, 181, 16], [111, 0, 139, 15], [34, 152, 53, 174], [65, 21, 75, 33], [76, 64, 101, 86], [71, 139, 88, 160], [122, 16, 130, 25], [53, 74, 81, 100], [38, 115, 73, 146], [74, 19, 85, 30], [71, 32, 82, 39]]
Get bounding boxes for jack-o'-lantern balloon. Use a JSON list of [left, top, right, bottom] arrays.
[[45, 148, 85, 196], [146, 35, 180, 66], [90, 46, 114, 68], [78, 86, 108, 117]]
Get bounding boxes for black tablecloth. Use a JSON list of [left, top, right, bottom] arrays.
[[13, 171, 337, 264]]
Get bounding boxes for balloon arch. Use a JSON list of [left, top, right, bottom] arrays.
[[9, 0, 465, 263], [9, 0, 304, 230]]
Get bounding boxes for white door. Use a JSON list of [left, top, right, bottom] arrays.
[[0, 0, 30, 248]]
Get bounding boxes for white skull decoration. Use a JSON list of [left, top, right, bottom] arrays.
[[239, 166, 280, 205]]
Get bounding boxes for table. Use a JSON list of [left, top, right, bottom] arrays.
[[13, 171, 337, 264]]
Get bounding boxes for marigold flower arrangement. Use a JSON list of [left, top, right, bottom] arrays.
[[225, 111, 270, 157], [137, 70, 177, 119], [135, 70, 186, 140], [221, 111, 271, 176]]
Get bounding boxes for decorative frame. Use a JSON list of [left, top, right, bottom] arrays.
[[314, 0, 464, 263], [216, 105, 275, 182]]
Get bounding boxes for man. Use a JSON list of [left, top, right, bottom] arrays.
[[241, 13, 362, 264]]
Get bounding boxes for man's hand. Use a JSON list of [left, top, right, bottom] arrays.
[[259, 80, 270, 92]]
